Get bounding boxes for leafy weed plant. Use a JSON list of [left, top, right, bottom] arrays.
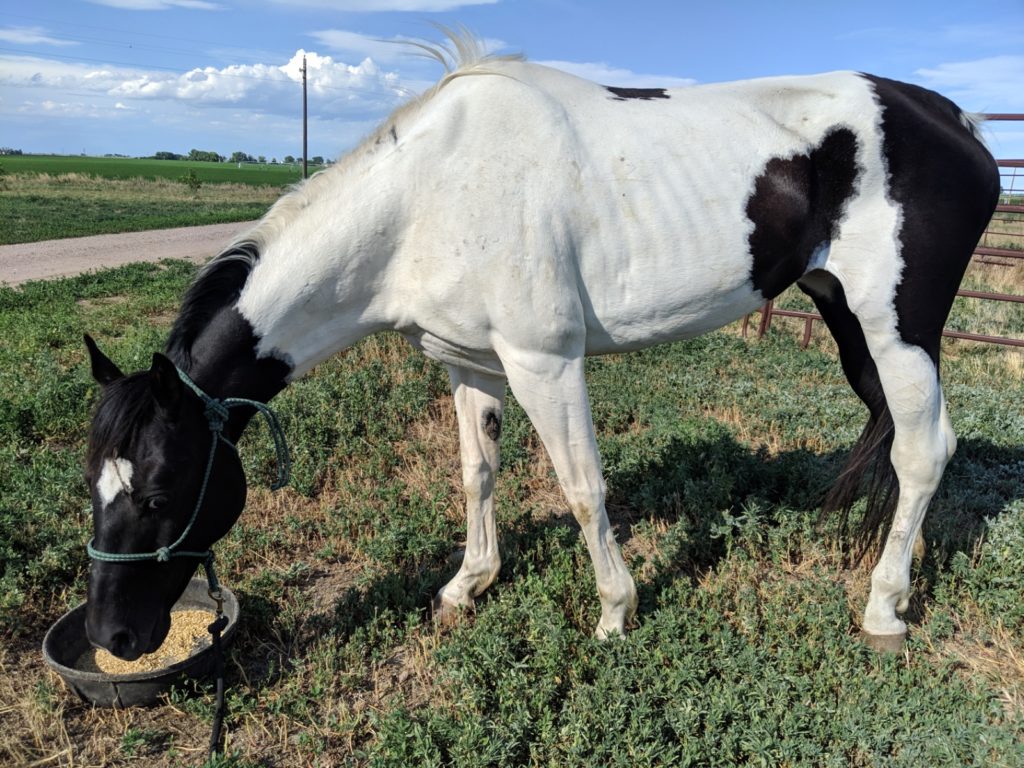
[[0, 261, 1020, 766]]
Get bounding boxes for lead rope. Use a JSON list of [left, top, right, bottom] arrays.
[[204, 556, 229, 759], [86, 368, 290, 760]]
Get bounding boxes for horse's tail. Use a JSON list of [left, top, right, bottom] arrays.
[[958, 111, 989, 146], [796, 273, 899, 561], [821, 407, 898, 561]]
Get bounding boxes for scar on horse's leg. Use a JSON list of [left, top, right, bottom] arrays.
[[861, 347, 954, 647], [433, 366, 506, 623], [502, 352, 638, 638]]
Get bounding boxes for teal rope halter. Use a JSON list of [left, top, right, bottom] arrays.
[[86, 367, 291, 586], [85, 367, 288, 755]]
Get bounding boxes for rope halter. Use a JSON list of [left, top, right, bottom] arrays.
[[86, 367, 291, 592]]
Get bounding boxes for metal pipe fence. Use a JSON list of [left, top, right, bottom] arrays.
[[745, 113, 1024, 349]]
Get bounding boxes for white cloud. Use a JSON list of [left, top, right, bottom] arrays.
[[1, 55, 140, 91], [538, 60, 695, 89], [915, 55, 1024, 111], [0, 26, 78, 46], [1, 50, 410, 119], [88, 0, 222, 10], [269, 0, 497, 9], [17, 99, 113, 119]]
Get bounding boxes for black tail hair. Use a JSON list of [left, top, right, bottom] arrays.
[[821, 408, 898, 563], [798, 272, 899, 562]]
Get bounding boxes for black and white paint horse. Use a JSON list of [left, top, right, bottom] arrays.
[[83, 36, 999, 658]]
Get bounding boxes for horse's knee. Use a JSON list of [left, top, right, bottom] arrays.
[[889, 421, 950, 495], [564, 481, 606, 529], [462, 458, 495, 503]]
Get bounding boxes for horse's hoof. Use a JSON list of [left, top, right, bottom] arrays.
[[860, 630, 906, 653], [431, 594, 473, 628]]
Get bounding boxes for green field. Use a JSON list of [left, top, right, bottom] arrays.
[[1, 261, 1021, 766], [0, 155, 322, 186], [0, 154, 336, 244]]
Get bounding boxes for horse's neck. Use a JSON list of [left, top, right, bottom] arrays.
[[182, 305, 291, 404], [232, 176, 400, 380]]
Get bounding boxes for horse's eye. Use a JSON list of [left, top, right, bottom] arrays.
[[145, 495, 169, 512]]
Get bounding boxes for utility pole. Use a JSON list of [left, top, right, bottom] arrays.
[[301, 55, 308, 180]]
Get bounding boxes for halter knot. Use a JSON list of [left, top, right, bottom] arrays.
[[156, 547, 172, 562], [204, 399, 230, 434]]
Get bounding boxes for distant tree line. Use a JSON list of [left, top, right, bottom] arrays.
[[151, 149, 328, 165], [0, 148, 23, 156]]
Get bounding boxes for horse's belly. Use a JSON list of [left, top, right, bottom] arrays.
[[577, 191, 764, 355], [581, 273, 764, 355]]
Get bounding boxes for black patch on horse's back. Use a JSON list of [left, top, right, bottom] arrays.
[[605, 86, 670, 101], [746, 127, 860, 300], [165, 244, 258, 369], [862, 74, 1000, 364]]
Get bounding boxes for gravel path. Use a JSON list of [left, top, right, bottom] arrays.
[[0, 221, 258, 286]]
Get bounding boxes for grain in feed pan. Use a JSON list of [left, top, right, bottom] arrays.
[[42, 577, 238, 707]]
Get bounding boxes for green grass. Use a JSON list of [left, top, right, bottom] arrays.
[[1, 262, 1022, 766], [0, 155, 320, 186], [0, 154, 334, 243], [0, 173, 283, 244]]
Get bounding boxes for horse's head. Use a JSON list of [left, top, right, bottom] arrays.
[[82, 336, 247, 660]]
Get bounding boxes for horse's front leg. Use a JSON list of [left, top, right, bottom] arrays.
[[500, 350, 638, 638], [433, 365, 507, 620]]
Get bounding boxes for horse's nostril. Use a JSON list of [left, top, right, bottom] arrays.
[[106, 629, 137, 659]]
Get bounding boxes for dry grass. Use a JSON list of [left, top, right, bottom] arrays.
[[931, 608, 1024, 720], [7, 173, 281, 207]]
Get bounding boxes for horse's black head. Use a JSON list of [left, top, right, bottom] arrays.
[[82, 335, 246, 660]]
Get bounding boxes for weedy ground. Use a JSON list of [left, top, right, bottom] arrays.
[[0, 260, 1021, 767]]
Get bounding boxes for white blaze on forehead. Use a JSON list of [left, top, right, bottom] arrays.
[[97, 457, 134, 508]]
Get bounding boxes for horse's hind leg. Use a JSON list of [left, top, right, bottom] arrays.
[[860, 346, 956, 639], [800, 270, 951, 642], [433, 366, 506, 619], [500, 352, 638, 638]]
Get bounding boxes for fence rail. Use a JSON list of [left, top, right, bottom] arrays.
[[745, 113, 1024, 350]]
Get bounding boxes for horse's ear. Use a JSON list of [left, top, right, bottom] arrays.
[[84, 334, 124, 385], [149, 353, 183, 415]]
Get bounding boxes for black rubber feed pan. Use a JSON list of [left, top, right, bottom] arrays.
[[42, 578, 239, 707]]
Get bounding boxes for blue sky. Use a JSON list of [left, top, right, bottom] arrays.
[[1, 0, 1022, 160]]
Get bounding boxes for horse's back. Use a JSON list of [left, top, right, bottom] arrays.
[[451, 66, 882, 352], [393, 62, 996, 361]]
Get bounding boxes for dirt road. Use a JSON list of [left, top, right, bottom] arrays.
[[0, 221, 257, 286]]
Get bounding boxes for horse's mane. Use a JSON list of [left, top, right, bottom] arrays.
[[165, 28, 519, 368], [86, 372, 157, 480]]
